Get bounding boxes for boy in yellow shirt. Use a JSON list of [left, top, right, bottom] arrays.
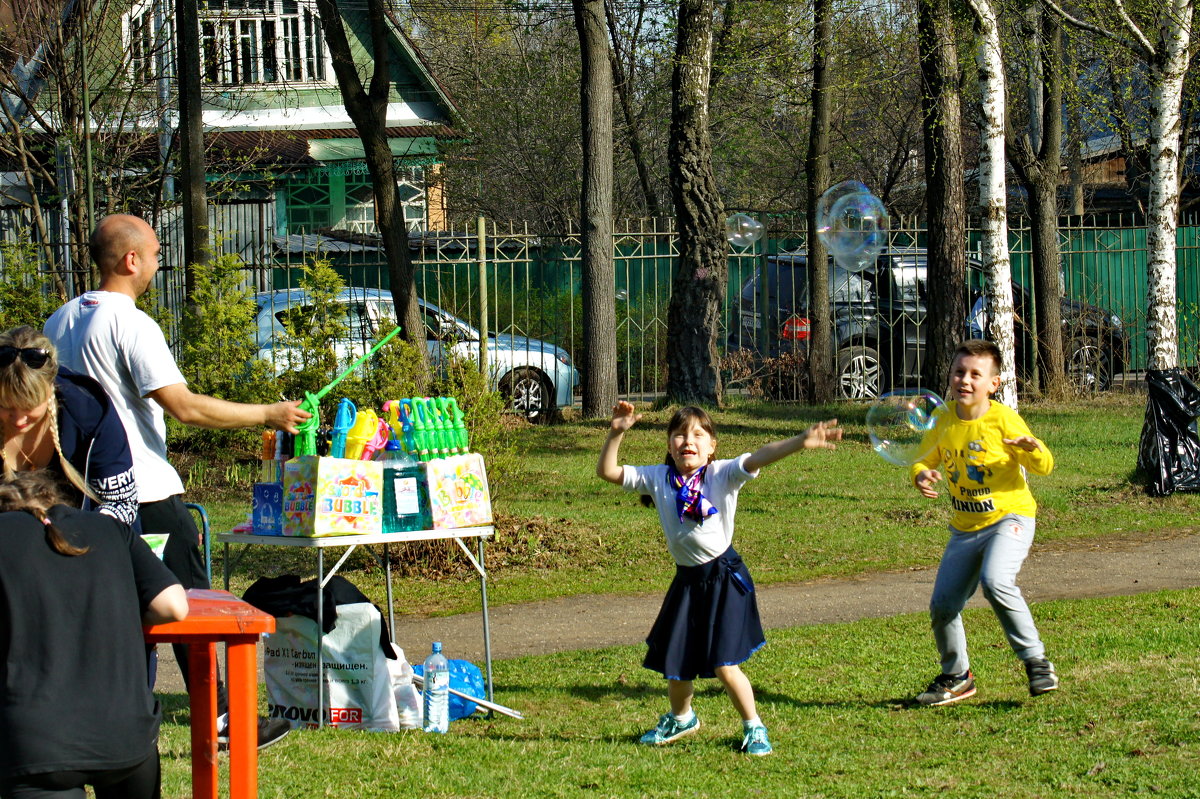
[[909, 339, 1058, 705]]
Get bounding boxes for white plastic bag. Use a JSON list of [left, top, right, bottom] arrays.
[[264, 602, 399, 731], [386, 644, 422, 730]]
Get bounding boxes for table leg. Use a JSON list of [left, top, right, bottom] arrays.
[[226, 638, 260, 799], [477, 537, 494, 703], [317, 547, 324, 730], [188, 642, 219, 799], [384, 542, 395, 642]]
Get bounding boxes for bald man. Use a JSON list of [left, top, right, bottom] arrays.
[[45, 214, 307, 749]]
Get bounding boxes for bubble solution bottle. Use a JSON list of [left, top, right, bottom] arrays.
[[381, 440, 430, 533], [421, 641, 450, 734]]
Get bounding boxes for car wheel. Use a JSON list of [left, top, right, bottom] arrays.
[[835, 346, 882, 400], [1066, 337, 1112, 393], [502, 367, 556, 424]]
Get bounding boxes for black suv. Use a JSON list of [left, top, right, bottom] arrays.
[[725, 248, 1129, 399]]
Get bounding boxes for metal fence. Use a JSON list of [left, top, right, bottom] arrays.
[[2, 200, 1196, 407]]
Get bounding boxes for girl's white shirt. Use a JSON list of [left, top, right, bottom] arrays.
[[622, 453, 759, 567]]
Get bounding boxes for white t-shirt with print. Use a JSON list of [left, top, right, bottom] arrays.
[[45, 291, 187, 503], [622, 453, 758, 567]]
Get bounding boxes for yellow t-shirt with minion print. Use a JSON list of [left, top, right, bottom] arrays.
[[909, 400, 1054, 532]]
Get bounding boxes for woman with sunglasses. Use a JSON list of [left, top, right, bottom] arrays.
[[0, 470, 187, 799], [0, 326, 138, 527]]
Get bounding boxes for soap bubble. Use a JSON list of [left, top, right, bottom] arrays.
[[726, 213, 764, 249], [815, 182, 890, 273], [866, 390, 945, 467], [815, 180, 869, 235]]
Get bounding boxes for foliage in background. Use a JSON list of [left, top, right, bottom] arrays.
[[0, 235, 61, 330], [272, 258, 349, 406], [170, 254, 277, 453]]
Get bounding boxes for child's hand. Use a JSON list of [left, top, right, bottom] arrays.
[[610, 400, 642, 433], [803, 418, 842, 450], [1003, 435, 1042, 452], [914, 469, 942, 498]]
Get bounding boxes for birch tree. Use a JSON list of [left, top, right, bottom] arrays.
[[965, 0, 1019, 407], [1043, 0, 1195, 370]]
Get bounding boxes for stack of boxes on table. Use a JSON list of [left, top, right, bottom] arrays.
[[251, 396, 492, 537]]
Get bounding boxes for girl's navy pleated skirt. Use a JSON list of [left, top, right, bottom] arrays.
[[643, 546, 766, 681]]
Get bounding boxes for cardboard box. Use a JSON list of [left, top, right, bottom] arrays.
[[426, 453, 492, 530], [252, 482, 284, 535], [283, 456, 383, 537]]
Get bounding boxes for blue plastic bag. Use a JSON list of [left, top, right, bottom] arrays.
[[412, 659, 486, 720]]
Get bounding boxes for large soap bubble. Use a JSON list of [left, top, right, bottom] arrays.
[[866, 390, 945, 467], [815, 182, 890, 273], [815, 180, 870, 235], [726, 213, 764, 249]]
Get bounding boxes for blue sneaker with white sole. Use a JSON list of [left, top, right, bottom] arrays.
[[638, 713, 700, 745], [741, 724, 773, 756]]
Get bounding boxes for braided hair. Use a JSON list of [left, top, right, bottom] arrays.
[[0, 470, 87, 556], [0, 326, 99, 503]]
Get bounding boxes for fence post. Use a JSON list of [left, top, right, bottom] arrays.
[[477, 215, 489, 376]]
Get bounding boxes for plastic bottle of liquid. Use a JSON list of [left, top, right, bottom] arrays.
[[381, 440, 429, 533], [422, 641, 450, 733]]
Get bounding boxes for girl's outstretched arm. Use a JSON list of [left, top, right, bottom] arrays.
[[597, 400, 641, 484], [744, 419, 842, 472]]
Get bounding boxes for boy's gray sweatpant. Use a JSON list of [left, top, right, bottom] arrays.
[[929, 513, 1046, 676]]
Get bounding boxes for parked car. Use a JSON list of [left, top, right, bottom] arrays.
[[253, 287, 579, 423], [726, 248, 1129, 399]]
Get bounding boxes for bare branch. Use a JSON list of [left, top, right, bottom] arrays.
[[1039, 0, 1149, 59]]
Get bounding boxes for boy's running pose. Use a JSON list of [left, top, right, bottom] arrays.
[[910, 339, 1058, 706]]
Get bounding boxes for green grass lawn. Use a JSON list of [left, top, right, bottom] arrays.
[[195, 394, 1200, 616], [157, 588, 1200, 798]]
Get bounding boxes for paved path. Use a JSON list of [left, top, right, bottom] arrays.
[[157, 531, 1199, 691]]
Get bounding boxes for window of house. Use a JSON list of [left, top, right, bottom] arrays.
[[126, 0, 329, 84], [200, 0, 328, 85], [126, 2, 173, 84], [342, 166, 428, 233]]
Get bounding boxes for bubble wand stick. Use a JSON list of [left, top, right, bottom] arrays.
[[293, 324, 404, 456]]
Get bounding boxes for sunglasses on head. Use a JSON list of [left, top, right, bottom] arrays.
[[0, 346, 51, 369]]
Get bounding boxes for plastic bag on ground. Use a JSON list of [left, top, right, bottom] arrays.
[[1138, 368, 1200, 497], [411, 658, 486, 720]]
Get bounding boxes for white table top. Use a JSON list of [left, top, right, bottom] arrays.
[[214, 526, 494, 547]]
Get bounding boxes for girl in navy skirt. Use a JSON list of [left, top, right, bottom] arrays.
[[597, 401, 841, 755]]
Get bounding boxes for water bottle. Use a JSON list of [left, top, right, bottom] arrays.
[[381, 441, 430, 533], [422, 641, 450, 733]]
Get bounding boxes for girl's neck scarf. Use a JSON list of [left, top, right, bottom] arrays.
[[667, 464, 718, 524]]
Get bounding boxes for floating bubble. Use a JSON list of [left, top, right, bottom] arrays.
[[815, 182, 890, 273], [815, 180, 870, 236], [866, 390, 946, 467], [726, 213, 764, 249]]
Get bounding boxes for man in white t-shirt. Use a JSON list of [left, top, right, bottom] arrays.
[[45, 213, 310, 749]]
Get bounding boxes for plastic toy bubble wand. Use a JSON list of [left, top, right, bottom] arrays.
[[293, 324, 404, 456]]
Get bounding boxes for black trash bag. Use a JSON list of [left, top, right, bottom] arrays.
[[1137, 368, 1200, 496]]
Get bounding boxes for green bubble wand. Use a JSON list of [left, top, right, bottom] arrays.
[[293, 324, 404, 457]]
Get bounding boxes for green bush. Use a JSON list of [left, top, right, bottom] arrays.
[[170, 253, 277, 455], [0, 235, 61, 330]]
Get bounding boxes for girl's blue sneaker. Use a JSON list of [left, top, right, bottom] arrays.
[[638, 713, 700, 745], [741, 724, 773, 756]]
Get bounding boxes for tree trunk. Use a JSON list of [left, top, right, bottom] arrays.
[[918, 0, 967, 395], [805, 0, 834, 403], [175, 0, 209, 289], [575, 0, 618, 418], [1007, 8, 1067, 396], [666, 0, 726, 406], [966, 0, 1018, 408], [313, 0, 428, 381], [1144, 3, 1192, 370]]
